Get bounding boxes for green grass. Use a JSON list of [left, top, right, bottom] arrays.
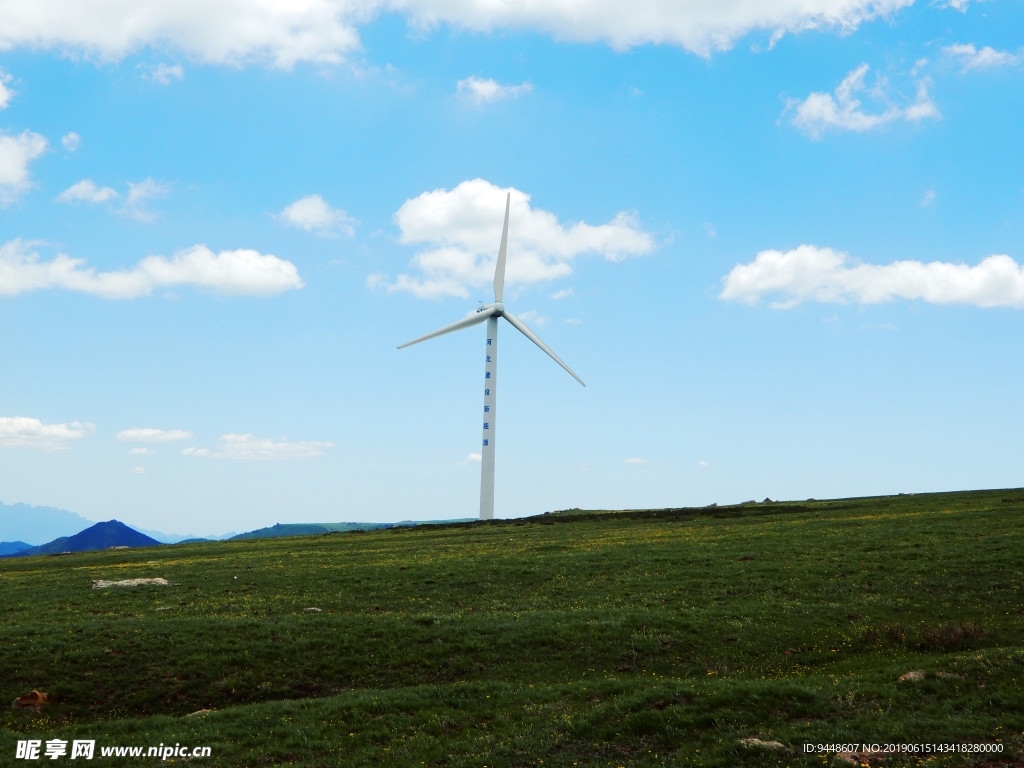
[[2, 489, 1022, 767]]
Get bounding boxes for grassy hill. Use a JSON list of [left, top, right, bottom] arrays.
[[229, 519, 477, 539], [2, 489, 1022, 766]]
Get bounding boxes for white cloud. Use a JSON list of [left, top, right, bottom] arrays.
[[0, 239, 304, 298], [944, 43, 1023, 71], [116, 427, 193, 442], [549, 288, 574, 299], [457, 76, 532, 105], [183, 433, 334, 460], [0, 417, 94, 452], [0, 68, 14, 110], [787, 63, 939, 139], [120, 178, 170, 222], [394, 0, 913, 56], [720, 244, 1024, 309], [128, 466, 148, 474], [564, 317, 582, 325], [624, 457, 647, 464], [0, 130, 48, 204], [128, 447, 156, 455], [0, 1, 364, 69], [698, 460, 710, 468], [144, 62, 184, 84], [57, 178, 120, 204], [61, 132, 81, 152], [56, 177, 175, 218], [375, 178, 654, 299], [921, 189, 936, 207], [277, 194, 355, 236], [0, 0, 913, 66], [704, 222, 717, 239]]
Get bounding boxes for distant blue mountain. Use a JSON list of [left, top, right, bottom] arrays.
[[0, 541, 31, 555], [0, 501, 97, 545], [10, 520, 162, 557], [135, 525, 204, 544], [0, 502, 235, 545]]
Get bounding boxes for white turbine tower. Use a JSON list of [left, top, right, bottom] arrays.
[[399, 192, 585, 520]]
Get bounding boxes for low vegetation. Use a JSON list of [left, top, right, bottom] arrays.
[[2, 489, 1022, 766]]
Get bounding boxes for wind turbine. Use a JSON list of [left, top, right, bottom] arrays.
[[399, 192, 585, 520]]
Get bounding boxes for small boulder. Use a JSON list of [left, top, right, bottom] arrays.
[[92, 578, 169, 589], [739, 737, 787, 751], [898, 669, 925, 682], [12, 691, 48, 712]]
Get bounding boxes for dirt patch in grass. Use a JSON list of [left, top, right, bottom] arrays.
[[863, 622, 986, 652]]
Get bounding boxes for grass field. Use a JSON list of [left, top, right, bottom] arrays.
[[2, 489, 1022, 767]]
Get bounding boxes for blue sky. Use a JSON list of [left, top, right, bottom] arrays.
[[1, 0, 1023, 538]]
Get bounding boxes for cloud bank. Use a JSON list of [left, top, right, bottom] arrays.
[[0, 0, 914, 65], [0, 240, 304, 298], [372, 178, 653, 299], [0, 1, 365, 68], [116, 427, 194, 442], [0, 417, 94, 451], [393, 0, 912, 55], [183, 433, 334, 460], [720, 245, 1024, 309]]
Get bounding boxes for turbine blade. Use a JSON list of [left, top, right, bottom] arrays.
[[502, 310, 586, 387], [398, 311, 490, 349], [493, 192, 510, 303]]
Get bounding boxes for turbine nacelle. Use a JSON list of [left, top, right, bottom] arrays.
[[477, 301, 504, 316]]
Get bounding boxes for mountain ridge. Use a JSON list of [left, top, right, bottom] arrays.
[[11, 520, 162, 557], [0, 501, 97, 545]]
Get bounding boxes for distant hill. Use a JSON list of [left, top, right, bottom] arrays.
[[230, 519, 476, 540], [12, 520, 162, 557], [0, 501, 97, 545], [0, 541, 31, 555], [229, 522, 398, 540]]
